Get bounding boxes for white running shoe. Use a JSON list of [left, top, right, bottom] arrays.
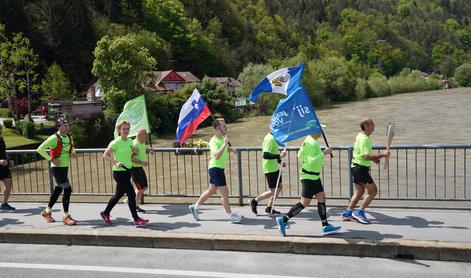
[[227, 212, 243, 223], [189, 204, 200, 221]]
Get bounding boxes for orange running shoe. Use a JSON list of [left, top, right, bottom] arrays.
[[41, 210, 55, 223], [62, 215, 77, 226]]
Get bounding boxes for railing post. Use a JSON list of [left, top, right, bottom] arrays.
[[237, 149, 244, 206], [348, 146, 354, 198], [48, 161, 54, 193]]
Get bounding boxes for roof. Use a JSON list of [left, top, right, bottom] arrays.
[[150, 70, 200, 83], [208, 77, 241, 87], [177, 71, 200, 83], [80, 78, 99, 96]]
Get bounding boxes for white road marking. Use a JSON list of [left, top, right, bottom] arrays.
[[0, 262, 316, 278]]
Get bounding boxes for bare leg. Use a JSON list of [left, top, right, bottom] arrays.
[[2, 178, 12, 203], [135, 187, 148, 205], [267, 186, 282, 207], [196, 184, 217, 206], [347, 184, 365, 210], [218, 186, 231, 214], [359, 183, 377, 211]]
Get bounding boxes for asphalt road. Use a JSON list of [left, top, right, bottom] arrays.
[[0, 243, 470, 278]]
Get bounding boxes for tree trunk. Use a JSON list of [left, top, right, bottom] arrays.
[[27, 71, 32, 122]]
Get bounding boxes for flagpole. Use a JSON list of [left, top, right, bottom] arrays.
[[321, 130, 333, 158]]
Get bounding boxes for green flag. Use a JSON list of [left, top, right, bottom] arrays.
[[114, 95, 150, 138]]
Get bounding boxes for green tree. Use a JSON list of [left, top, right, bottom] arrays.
[[0, 27, 33, 119], [454, 63, 471, 87], [41, 63, 73, 101], [17, 36, 39, 121], [92, 34, 156, 117]]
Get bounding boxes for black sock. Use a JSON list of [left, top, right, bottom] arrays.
[[283, 202, 305, 222], [318, 202, 328, 227]]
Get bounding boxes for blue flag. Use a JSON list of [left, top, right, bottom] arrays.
[[250, 64, 304, 102], [270, 86, 322, 146]]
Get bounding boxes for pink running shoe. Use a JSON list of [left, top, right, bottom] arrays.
[[134, 217, 149, 226], [100, 211, 112, 225]]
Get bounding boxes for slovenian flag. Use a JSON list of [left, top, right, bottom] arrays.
[[176, 89, 212, 146], [249, 64, 304, 102]]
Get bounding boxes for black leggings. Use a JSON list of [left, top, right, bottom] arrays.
[[48, 186, 72, 212], [48, 167, 72, 211], [104, 170, 138, 220]]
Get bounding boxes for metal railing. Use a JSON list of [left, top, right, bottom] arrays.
[[6, 144, 471, 203]]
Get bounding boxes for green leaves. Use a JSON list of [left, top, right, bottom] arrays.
[[92, 33, 157, 117], [41, 63, 73, 101]]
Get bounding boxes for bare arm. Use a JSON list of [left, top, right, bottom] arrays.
[[131, 154, 148, 166], [213, 136, 229, 160], [103, 147, 122, 167], [364, 150, 390, 161]]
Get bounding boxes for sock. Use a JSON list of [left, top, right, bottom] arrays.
[[45, 207, 52, 213], [63, 213, 70, 218], [283, 202, 305, 222], [317, 202, 328, 227]]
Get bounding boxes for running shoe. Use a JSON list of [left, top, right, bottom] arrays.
[[100, 211, 112, 225], [41, 210, 55, 223], [0, 202, 15, 211], [250, 198, 258, 215], [136, 206, 146, 213], [227, 212, 243, 223], [134, 217, 149, 226], [352, 209, 370, 224], [321, 224, 342, 236], [63, 215, 77, 226], [265, 207, 281, 215], [341, 209, 354, 221], [275, 216, 287, 237], [188, 204, 200, 221]]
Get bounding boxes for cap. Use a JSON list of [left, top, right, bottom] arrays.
[[56, 118, 70, 127]]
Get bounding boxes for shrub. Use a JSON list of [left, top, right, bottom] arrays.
[[69, 124, 86, 147], [388, 70, 443, 94], [3, 119, 13, 128], [454, 63, 471, 87], [0, 108, 10, 118], [21, 121, 35, 139], [355, 78, 368, 99], [367, 73, 390, 97]]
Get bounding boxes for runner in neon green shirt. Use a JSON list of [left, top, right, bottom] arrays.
[[101, 120, 148, 227], [351, 132, 373, 167], [250, 132, 286, 215], [276, 133, 341, 237], [189, 118, 242, 223], [37, 118, 77, 226], [208, 135, 228, 169], [342, 118, 390, 224]]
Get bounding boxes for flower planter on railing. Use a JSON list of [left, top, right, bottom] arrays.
[[173, 139, 208, 156]]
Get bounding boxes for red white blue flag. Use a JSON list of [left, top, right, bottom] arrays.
[[176, 89, 212, 145]]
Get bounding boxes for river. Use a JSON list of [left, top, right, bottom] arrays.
[[153, 88, 471, 147]]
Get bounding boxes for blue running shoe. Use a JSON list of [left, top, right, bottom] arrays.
[[276, 216, 287, 237], [321, 224, 342, 236], [341, 209, 353, 221], [189, 204, 200, 221], [353, 209, 370, 224]]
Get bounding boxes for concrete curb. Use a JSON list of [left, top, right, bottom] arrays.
[[1, 228, 470, 262]]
